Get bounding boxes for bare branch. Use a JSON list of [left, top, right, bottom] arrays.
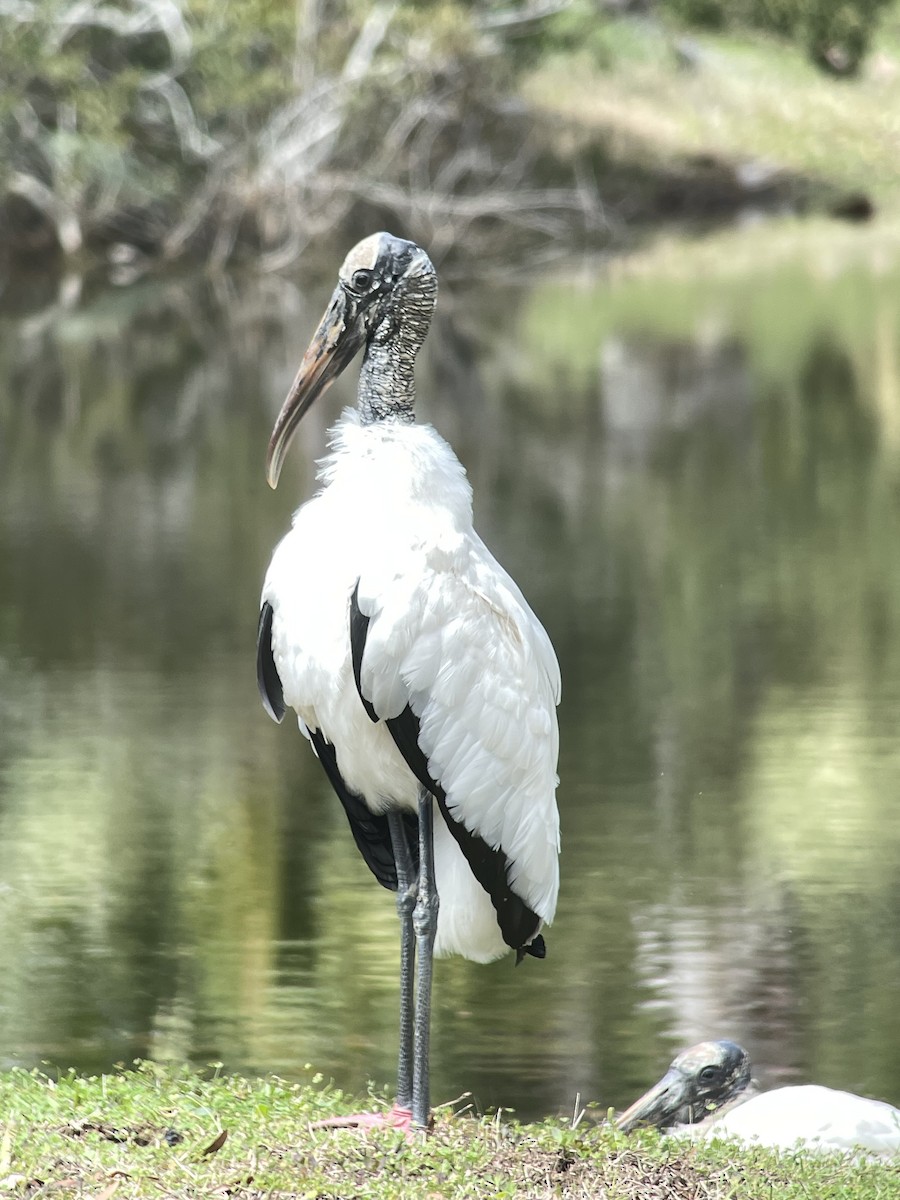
[[475, 0, 574, 32], [6, 171, 82, 255], [1, 0, 609, 272], [46, 0, 193, 67], [341, 2, 397, 82], [137, 74, 222, 160]]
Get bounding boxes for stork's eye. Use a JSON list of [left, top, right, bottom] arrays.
[[699, 1066, 719, 1084], [351, 269, 374, 292]]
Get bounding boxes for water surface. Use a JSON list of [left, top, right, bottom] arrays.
[[1, 253, 899, 1119]]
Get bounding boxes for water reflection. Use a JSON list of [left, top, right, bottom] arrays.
[[1, 256, 900, 1119]]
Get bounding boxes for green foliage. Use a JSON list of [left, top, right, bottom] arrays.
[[661, 0, 892, 73], [664, 0, 728, 27], [0, 0, 564, 262], [184, 0, 296, 134], [0, 1, 194, 253]]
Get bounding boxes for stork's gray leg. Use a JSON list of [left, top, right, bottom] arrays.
[[412, 786, 439, 1131], [387, 811, 416, 1113]]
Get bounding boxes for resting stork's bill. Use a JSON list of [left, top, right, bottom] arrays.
[[617, 1040, 900, 1158], [256, 233, 561, 1133]]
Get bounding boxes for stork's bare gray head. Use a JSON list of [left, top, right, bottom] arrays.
[[616, 1040, 752, 1133], [266, 232, 437, 487]]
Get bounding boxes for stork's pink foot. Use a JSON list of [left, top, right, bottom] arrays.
[[311, 1103, 423, 1135]]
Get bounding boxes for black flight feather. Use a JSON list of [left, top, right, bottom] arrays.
[[349, 581, 379, 723], [257, 595, 417, 887], [516, 935, 546, 966], [257, 601, 285, 723], [386, 707, 543, 958], [308, 727, 418, 891]]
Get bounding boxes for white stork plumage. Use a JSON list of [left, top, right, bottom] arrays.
[[617, 1040, 900, 1158], [256, 232, 561, 1132]]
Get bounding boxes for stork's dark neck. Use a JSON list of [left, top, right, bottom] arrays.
[[357, 337, 417, 425], [356, 276, 436, 425]]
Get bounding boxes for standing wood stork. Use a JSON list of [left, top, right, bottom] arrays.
[[256, 233, 561, 1133], [617, 1040, 900, 1157]]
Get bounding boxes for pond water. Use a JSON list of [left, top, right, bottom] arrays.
[[1, 246, 899, 1121]]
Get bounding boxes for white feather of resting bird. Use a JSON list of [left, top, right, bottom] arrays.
[[262, 409, 561, 964], [691, 1084, 900, 1158]]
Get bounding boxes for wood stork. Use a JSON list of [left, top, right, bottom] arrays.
[[617, 1039, 900, 1158], [256, 232, 561, 1133]]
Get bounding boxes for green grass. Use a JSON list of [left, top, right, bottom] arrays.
[[522, 9, 900, 279], [529, 19, 900, 206], [0, 1064, 897, 1198]]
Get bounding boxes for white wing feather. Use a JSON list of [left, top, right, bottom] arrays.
[[356, 532, 560, 922], [703, 1086, 900, 1157]]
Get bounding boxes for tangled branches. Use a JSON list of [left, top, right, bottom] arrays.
[[0, 0, 605, 274]]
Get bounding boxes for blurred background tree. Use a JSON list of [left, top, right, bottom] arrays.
[[0, 1, 601, 267], [0, 0, 895, 271]]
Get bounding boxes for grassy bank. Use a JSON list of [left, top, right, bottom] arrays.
[[0, 1064, 896, 1199], [486, 4, 900, 258], [525, 7, 900, 271], [530, 20, 900, 205]]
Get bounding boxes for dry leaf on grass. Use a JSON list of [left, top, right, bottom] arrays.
[[202, 1130, 228, 1156]]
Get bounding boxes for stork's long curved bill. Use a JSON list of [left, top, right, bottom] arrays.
[[266, 286, 365, 488], [616, 1069, 686, 1133]]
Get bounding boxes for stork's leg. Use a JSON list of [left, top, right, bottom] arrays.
[[387, 810, 416, 1115], [412, 786, 439, 1131], [310, 812, 418, 1135]]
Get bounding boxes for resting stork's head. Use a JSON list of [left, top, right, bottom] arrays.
[[616, 1040, 753, 1133], [267, 232, 437, 487]]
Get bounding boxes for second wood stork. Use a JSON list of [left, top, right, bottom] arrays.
[[617, 1040, 900, 1158], [256, 232, 561, 1132]]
